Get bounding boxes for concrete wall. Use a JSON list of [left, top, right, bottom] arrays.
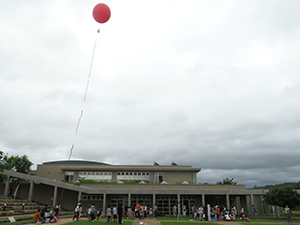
[[36, 165, 64, 181], [80, 183, 246, 190], [35, 164, 200, 184], [0, 182, 80, 211], [163, 171, 192, 184]]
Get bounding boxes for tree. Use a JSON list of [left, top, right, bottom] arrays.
[[0, 150, 10, 182], [6, 155, 33, 174], [216, 177, 237, 185], [265, 187, 300, 209], [0, 151, 33, 182], [294, 181, 300, 189]]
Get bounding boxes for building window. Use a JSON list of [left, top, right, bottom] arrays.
[[154, 172, 164, 184], [65, 171, 74, 182]]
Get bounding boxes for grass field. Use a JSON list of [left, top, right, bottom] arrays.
[[0, 211, 299, 225]]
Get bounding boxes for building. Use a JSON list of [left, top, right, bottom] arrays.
[[32, 160, 201, 185], [1, 160, 275, 217]]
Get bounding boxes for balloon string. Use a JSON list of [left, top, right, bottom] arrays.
[[60, 30, 100, 202], [84, 39, 98, 102]]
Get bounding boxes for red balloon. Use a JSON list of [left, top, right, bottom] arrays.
[[93, 3, 111, 23]]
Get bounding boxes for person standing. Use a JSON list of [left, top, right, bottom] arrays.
[[149, 207, 153, 219], [144, 205, 148, 219], [252, 205, 257, 219], [173, 205, 177, 217], [136, 202, 141, 219], [73, 204, 82, 221], [55, 202, 61, 219], [240, 205, 245, 218], [117, 200, 124, 224], [112, 205, 118, 223], [285, 205, 293, 224], [106, 205, 112, 223], [131, 204, 135, 219], [203, 205, 208, 221], [182, 205, 187, 218], [154, 204, 157, 217]]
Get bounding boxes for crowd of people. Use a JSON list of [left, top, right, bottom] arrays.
[[32, 200, 295, 224], [180, 204, 251, 222], [72, 201, 158, 223], [33, 203, 61, 224], [86, 202, 156, 223]]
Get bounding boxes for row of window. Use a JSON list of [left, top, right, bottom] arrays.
[[117, 172, 150, 176], [82, 195, 103, 200], [79, 172, 112, 175], [78, 171, 151, 176]]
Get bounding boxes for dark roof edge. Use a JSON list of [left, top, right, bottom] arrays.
[[42, 160, 111, 166]]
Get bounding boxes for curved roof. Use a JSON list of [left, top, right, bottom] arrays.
[[43, 160, 110, 166]]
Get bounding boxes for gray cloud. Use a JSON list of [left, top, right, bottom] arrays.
[[1, 0, 300, 188]]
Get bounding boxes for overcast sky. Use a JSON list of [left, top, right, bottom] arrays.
[[1, 0, 300, 188]]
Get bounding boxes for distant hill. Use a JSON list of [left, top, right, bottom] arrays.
[[253, 182, 300, 189]]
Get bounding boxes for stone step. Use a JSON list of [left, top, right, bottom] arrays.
[[0, 202, 39, 206], [10, 205, 45, 210]]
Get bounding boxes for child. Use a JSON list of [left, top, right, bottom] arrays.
[[127, 208, 131, 219], [97, 206, 103, 221], [135, 209, 139, 220], [140, 208, 144, 220], [73, 204, 82, 221], [112, 206, 117, 223], [244, 215, 250, 222], [106, 206, 112, 223], [148, 207, 153, 219]]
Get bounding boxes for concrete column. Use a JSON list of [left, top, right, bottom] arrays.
[[263, 195, 270, 216], [275, 206, 281, 218], [103, 193, 106, 214], [128, 193, 131, 207], [4, 176, 10, 196], [28, 180, 34, 202], [202, 194, 205, 206], [153, 193, 156, 217], [250, 194, 254, 205], [53, 186, 57, 207], [236, 196, 241, 211], [177, 194, 180, 216], [260, 195, 264, 215], [226, 194, 230, 210], [78, 191, 82, 203]]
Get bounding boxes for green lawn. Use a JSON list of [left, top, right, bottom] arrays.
[[241, 224, 282, 225], [160, 222, 212, 225], [64, 220, 133, 225]]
